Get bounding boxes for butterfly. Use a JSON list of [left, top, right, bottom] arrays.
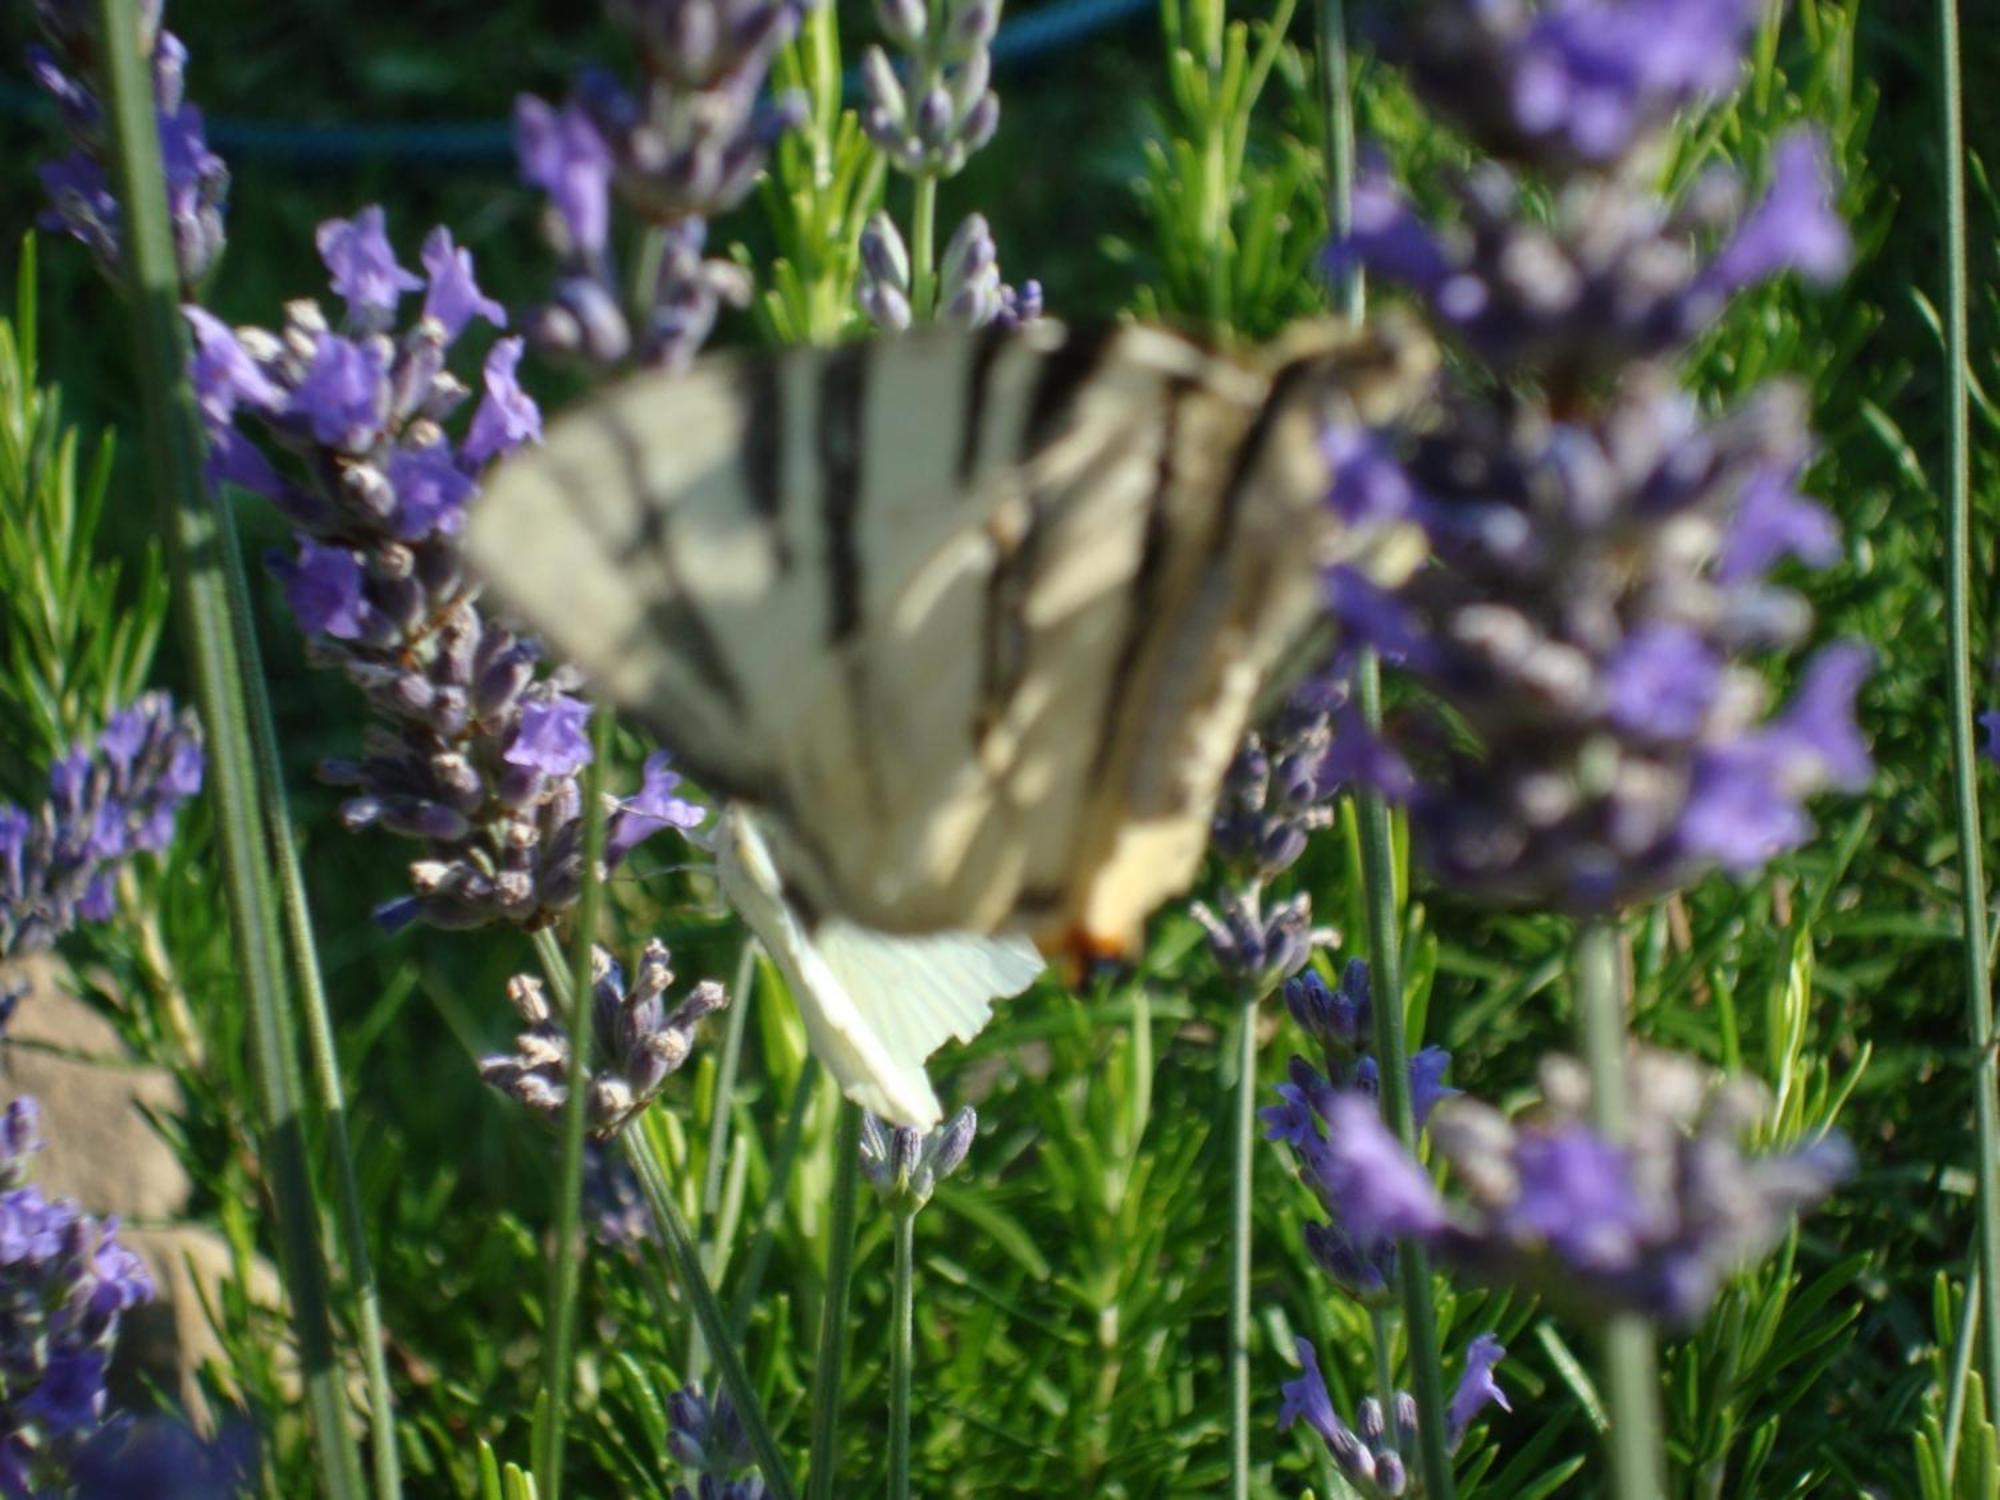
[[467, 316, 1435, 1124]]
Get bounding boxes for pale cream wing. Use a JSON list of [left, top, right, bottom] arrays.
[[466, 318, 1434, 949]]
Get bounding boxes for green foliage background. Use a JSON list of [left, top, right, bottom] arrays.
[[2, 0, 1998, 1494]]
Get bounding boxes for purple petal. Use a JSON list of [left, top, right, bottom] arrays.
[[1717, 466, 1840, 583], [463, 338, 542, 467], [1446, 1334, 1511, 1448], [505, 695, 593, 776], [1322, 1092, 1450, 1244], [514, 95, 613, 257], [1704, 130, 1852, 297], [1603, 624, 1721, 741], [420, 226, 507, 341], [276, 540, 369, 640], [316, 205, 423, 322]]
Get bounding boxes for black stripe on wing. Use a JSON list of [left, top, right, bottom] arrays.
[[735, 356, 791, 573], [1017, 322, 1120, 460], [818, 343, 870, 643], [1084, 373, 1196, 785], [956, 322, 1012, 484], [585, 411, 750, 718]]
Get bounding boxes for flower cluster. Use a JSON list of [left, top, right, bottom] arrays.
[[854, 0, 1039, 331], [859, 1106, 977, 1212], [0, 1100, 155, 1495], [515, 0, 814, 369], [1315, 1048, 1852, 1327], [584, 1142, 655, 1255], [1325, 0, 1866, 913], [1191, 699, 1348, 995], [667, 1382, 765, 1500], [1383, 0, 1765, 173], [186, 207, 705, 931], [0, 695, 204, 958], [861, 0, 1000, 177], [856, 210, 1042, 333], [1280, 1333, 1509, 1496], [1263, 960, 1456, 1302], [69, 1414, 257, 1500], [29, 0, 227, 294], [480, 941, 729, 1137]]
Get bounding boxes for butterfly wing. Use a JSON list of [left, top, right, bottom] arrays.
[[467, 318, 1433, 952], [714, 806, 1042, 1126]]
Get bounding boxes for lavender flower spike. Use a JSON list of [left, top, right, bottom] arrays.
[[1281, 1329, 1508, 1492], [0, 1099, 155, 1493], [481, 941, 729, 1137], [0, 695, 204, 958], [190, 207, 694, 933], [860, 1107, 978, 1210], [30, 7, 227, 291]]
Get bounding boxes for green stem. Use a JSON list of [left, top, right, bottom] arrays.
[[1353, 649, 1454, 1499], [531, 708, 614, 1500], [806, 1101, 864, 1500], [728, 1056, 824, 1341], [690, 939, 758, 1383], [909, 174, 939, 323], [1937, 0, 2000, 1411], [1573, 918, 1665, 1499], [889, 1205, 917, 1500], [1942, 1264, 1981, 1484], [623, 1124, 801, 1500], [93, 5, 363, 1494], [265, 798, 402, 1500], [1368, 1307, 1401, 1444], [1227, 985, 1259, 1500], [1315, 0, 1362, 324]]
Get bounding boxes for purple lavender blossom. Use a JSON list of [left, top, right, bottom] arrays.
[[0, 696, 204, 957], [1279, 1329, 1508, 1491], [0, 1099, 155, 1492], [1339, 375, 1867, 912], [1331, 133, 1847, 382], [481, 942, 729, 1137], [69, 1413, 257, 1500], [860, 0, 1001, 179], [189, 207, 692, 932], [667, 1381, 765, 1500], [29, 8, 226, 292], [1283, 959, 1371, 1057], [859, 1107, 978, 1209], [1388, 0, 1760, 173], [1385, 1048, 1853, 1327], [515, 0, 808, 371]]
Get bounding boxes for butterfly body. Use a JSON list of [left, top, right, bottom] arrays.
[[468, 316, 1434, 958]]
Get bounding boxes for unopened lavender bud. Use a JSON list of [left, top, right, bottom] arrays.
[[861, 282, 914, 333], [1374, 1450, 1408, 1495], [499, 977, 548, 1032], [860, 212, 912, 292], [891, 1124, 922, 1185], [915, 86, 955, 151], [861, 47, 907, 132], [1357, 1397, 1385, 1445], [930, 1105, 977, 1181], [957, 91, 999, 157], [1395, 1391, 1420, 1448], [945, 0, 999, 60], [343, 461, 398, 524], [950, 47, 992, 118], [876, 0, 927, 48]]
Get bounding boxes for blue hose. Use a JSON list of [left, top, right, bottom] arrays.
[[8, 0, 1156, 170]]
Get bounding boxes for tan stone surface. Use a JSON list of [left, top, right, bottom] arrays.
[[0, 953, 191, 1221]]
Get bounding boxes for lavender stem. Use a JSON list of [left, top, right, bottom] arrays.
[[1573, 917, 1665, 1498]]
